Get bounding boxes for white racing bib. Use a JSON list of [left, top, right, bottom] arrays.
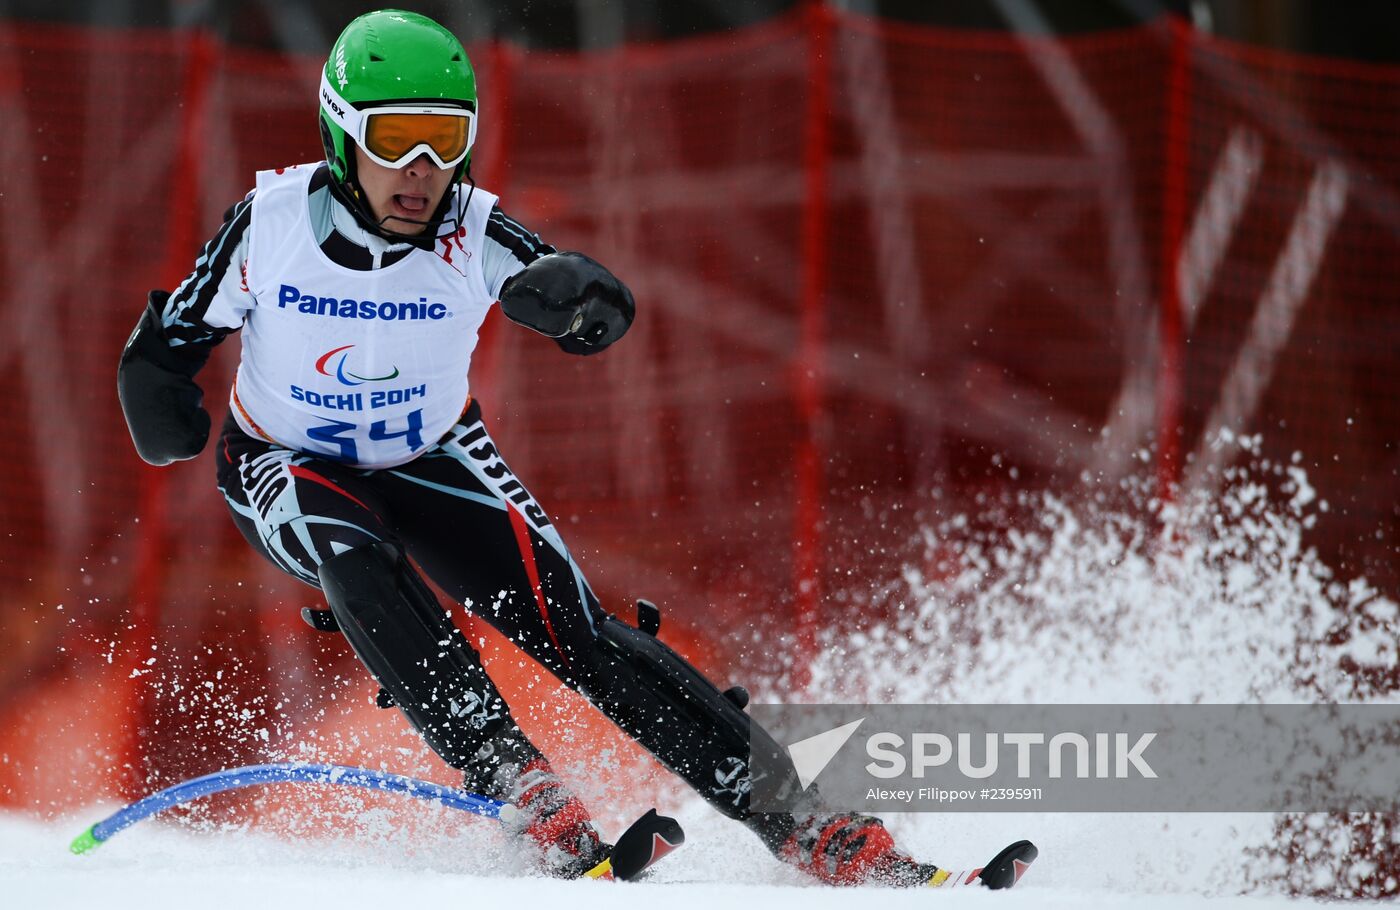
[[233, 164, 497, 469]]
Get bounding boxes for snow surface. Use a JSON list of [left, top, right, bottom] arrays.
[[4, 437, 1392, 906], [0, 810, 1334, 909]]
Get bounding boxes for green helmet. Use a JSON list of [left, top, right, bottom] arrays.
[[317, 10, 477, 229]]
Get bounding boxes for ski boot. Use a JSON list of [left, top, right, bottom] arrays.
[[494, 755, 608, 878], [776, 813, 1037, 889], [778, 813, 936, 886], [465, 733, 608, 879]]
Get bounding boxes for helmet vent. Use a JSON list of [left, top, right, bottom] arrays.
[[451, 52, 462, 61], [369, 53, 384, 61]]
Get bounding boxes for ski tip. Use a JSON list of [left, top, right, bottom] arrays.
[[582, 858, 615, 880], [69, 825, 102, 856], [977, 839, 1038, 890], [608, 808, 685, 881]]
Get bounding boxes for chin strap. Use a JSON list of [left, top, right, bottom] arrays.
[[333, 154, 476, 249], [372, 175, 474, 243]]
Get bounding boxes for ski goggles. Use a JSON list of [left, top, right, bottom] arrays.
[[320, 72, 477, 170]]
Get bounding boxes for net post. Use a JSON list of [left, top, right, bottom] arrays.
[[1156, 14, 1193, 502], [792, 2, 835, 686]]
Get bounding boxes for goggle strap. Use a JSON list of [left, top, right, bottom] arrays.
[[319, 71, 364, 140]]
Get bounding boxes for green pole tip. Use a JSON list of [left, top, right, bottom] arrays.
[[69, 826, 100, 855]]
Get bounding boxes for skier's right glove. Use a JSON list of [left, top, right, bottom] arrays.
[[117, 290, 211, 466], [499, 251, 635, 356]]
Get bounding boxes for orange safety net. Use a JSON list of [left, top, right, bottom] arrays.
[[0, 8, 1397, 819]]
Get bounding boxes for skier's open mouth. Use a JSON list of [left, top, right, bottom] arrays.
[[393, 194, 429, 216]]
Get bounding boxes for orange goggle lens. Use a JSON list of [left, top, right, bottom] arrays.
[[363, 111, 471, 165]]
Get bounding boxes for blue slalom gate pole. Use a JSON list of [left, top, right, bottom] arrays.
[[70, 762, 511, 855]]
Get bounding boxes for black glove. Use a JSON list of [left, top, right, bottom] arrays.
[[499, 251, 635, 355], [117, 291, 212, 466]]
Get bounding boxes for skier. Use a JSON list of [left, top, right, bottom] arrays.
[[117, 8, 973, 887]]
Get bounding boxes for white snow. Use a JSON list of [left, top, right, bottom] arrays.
[[0, 809, 1336, 909]]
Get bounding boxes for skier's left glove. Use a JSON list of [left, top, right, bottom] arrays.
[[499, 251, 635, 355], [117, 290, 212, 466]]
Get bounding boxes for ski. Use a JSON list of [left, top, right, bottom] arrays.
[[583, 808, 686, 881], [928, 839, 1037, 890]]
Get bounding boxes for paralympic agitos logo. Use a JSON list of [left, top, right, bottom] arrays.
[[316, 345, 400, 387]]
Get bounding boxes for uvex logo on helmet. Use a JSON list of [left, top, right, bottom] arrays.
[[321, 87, 346, 119]]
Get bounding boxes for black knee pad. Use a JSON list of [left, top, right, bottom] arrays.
[[595, 615, 751, 743], [588, 610, 807, 835], [317, 540, 517, 770]]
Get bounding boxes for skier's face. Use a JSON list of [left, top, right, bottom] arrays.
[[354, 145, 455, 236]]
